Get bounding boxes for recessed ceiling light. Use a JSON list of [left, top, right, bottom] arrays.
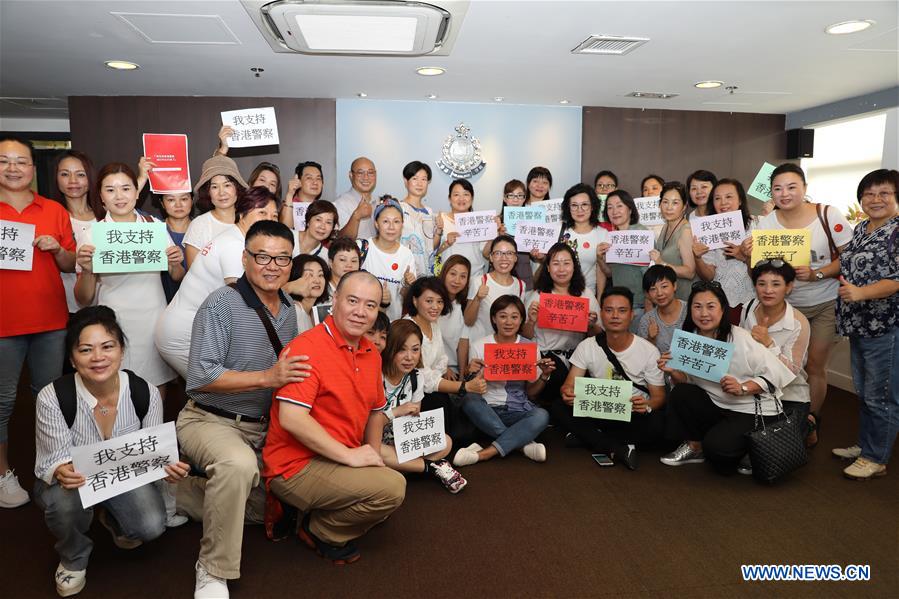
[[357, 92, 368, 98], [416, 66, 445, 76], [426, 93, 438, 100], [694, 80, 723, 89], [105, 60, 139, 71], [559, 99, 570, 104], [825, 20, 875, 35], [494, 96, 504, 102]]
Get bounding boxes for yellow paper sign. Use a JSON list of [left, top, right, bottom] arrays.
[[751, 229, 811, 267]]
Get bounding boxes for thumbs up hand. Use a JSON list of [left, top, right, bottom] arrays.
[[751, 312, 773, 348], [837, 275, 865, 302], [403, 265, 416, 286]]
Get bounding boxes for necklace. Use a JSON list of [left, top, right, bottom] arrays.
[[94, 377, 120, 416], [662, 217, 685, 248]]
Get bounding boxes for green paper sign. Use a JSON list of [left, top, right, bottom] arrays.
[[573, 377, 633, 422], [92, 221, 169, 273], [748, 162, 777, 201]]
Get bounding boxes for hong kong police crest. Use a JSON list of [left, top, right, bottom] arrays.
[[436, 123, 486, 179]]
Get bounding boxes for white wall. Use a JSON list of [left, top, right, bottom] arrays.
[[335, 99, 582, 214]]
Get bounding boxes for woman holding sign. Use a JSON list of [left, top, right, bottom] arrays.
[[434, 179, 489, 281], [34, 307, 189, 598], [559, 183, 609, 295], [74, 164, 183, 394], [463, 235, 527, 342], [454, 295, 555, 467], [378, 319, 467, 493], [650, 182, 695, 301], [597, 190, 651, 324], [522, 242, 601, 408], [658, 282, 795, 473], [686, 170, 717, 220], [692, 179, 755, 323], [497, 179, 535, 289], [744, 164, 852, 446]]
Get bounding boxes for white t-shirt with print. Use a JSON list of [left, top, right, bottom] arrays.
[[400, 201, 435, 276], [470, 334, 540, 408], [468, 273, 526, 342], [183, 211, 237, 251], [525, 290, 600, 353], [560, 226, 609, 295], [360, 238, 416, 321], [569, 334, 664, 400], [438, 302, 470, 370]]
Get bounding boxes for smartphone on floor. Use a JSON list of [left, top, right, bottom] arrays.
[[592, 453, 614, 467]]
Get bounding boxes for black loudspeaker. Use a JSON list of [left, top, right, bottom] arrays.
[[786, 128, 814, 158]]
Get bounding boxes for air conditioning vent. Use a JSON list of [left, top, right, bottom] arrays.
[[626, 91, 678, 100], [571, 35, 649, 56]]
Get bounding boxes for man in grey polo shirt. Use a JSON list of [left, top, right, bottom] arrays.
[[175, 220, 307, 599], [335, 156, 377, 239]]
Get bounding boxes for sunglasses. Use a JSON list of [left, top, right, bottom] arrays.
[[691, 280, 723, 291], [755, 257, 786, 268]]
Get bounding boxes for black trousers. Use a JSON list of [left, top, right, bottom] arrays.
[[536, 352, 569, 411], [550, 398, 667, 457], [421, 391, 478, 450], [665, 383, 780, 473]]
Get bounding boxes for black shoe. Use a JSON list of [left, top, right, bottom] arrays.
[[297, 515, 361, 565], [619, 445, 638, 471], [564, 432, 585, 448], [264, 493, 298, 541]]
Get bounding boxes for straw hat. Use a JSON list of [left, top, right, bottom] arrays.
[[193, 155, 249, 192]]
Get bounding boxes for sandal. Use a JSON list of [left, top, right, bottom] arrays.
[[805, 411, 820, 448]]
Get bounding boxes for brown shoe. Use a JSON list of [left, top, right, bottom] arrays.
[[843, 457, 887, 480]]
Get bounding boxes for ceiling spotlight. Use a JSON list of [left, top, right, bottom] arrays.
[[426, 93, 438, 100], [632, 92, 643, 97], [416, 66, 445, 76], [694, 80, 723, 89], [104, 60, 139, 71], [825, 20, 875, 35], [559, 99, 570, 104], [357, 92, 368, 98], [494, 96, 504, 102]]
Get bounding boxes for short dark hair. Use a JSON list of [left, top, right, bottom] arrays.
[[771, 163, 806, 186], [707, 178, 751, 228], [501, 179, 527, 215], [857, 169, 899, 202], [686, 170, 718, 208], [152, 191, 195, 221], [659, 181, 688, 207], [561, 183, 601, 228], [236, 186, 280, 222], [449, 178, 474, 200], [66, 306, 126, 358], [594, 170, 618, 187], [641, 174, 664, 194], [0, 134, 34, 161], [402, 160, 432, 181], [683, 282, 731, 342], [526, 166, 552, 202], [438, 254, 471, 309], [403, 276, 452, 318], [534, 242, 586, 297], [603, 189, 639, 225], [601, 286, 634, 308], [489, 234, 517, 253], [289, 254, 331, 303], [489, 294, 526, 333], [750, 258, 797, 284], [642, 264, 678, 292], [248, 162, 282, 200], [244, 220, 294, 248], [197, 174, 245, 214], [371, 310, 390, 334], [328, 236, 362, 261], [294, 161, 323, 200], [305, 199, 339, 234]]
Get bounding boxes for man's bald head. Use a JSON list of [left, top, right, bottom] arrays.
[[349, 157, 376, 194]]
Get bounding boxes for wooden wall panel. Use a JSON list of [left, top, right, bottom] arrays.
[[68, 96, 336, 213]]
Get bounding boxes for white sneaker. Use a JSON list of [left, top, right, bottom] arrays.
[[195, 561, 229, 599], [832, 445, 861, 460], [452, 447, 480, 467], [0, 469, 30, 508], [522, 442, 547, 462], [166, 513, 189, 528], [54, 563, 86, 597]]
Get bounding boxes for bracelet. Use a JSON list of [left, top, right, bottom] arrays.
[[458, 380, 467, 395], [384, 409, 395, 422]]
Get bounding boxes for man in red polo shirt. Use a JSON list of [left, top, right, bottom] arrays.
[[0, 135, 76, 508], [263, 270, 405, 564]]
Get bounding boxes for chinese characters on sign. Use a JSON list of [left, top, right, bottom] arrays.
[[504, 206, 546, 235], [748, 162, 777, 201], [392, 408, 447, 464], [142, 134, 191, 193], [454, 210, 498, 243], [514, 221, 561, 253], [669, 329, 734, 383], [292, 202, 312, 232], [690, 211, 747, 250], [483, 343, 538, 381], [71, 422, 179, 508], [572, 377, 633, 422], [220, 106, 280, 148], [91, 222, 170, 274], [750, 229, 811, 267], [542, 199, 564, 224], [536, 293, 589, 333], [605, 230, 653, 264], [635, 196, 664, 226], [0, 220, 35, 271]]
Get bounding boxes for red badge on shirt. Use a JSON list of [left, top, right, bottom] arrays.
[[391, 263, 399, 270], [834, 224, 843, 232], [583, 242, 590, 249]]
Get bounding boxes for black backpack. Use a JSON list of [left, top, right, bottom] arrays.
[[52, 370, 150, 428]]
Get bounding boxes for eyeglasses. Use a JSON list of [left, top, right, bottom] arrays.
[[756, 257, 786, 268], [504, 193, 526, 200], [0, 157, 33, 168], [491, 250, 516, 258], [570, 203, 592, 211], [691, 280, 723, 291], [596, 183, 616, 191], [246, 250, 292, 267], [353, 170, 376, 178], [861, 191, 896, 202]]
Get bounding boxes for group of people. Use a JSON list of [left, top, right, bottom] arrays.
[[1, 129, 897, 598]]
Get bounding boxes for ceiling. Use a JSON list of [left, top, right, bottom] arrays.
[[1, 0, 897, 121]]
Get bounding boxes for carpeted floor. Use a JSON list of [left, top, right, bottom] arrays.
[[2, 379, 896, 598]]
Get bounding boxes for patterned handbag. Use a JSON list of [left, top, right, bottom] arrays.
[[746, 382, 808, 484]]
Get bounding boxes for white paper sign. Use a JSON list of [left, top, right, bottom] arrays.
[[689, 210, 747, 251], [393, 408, 447, 464], [440, 213, 458, 236], [515, 221, 562, 254], [313, 302, 332, 326], [542, 198, 564, 224], [220, 106, 280, 148], [635, 196, 664, 226], [0, 220, 35, 271], [292, 202, 312, 231], [606, 230, 654, 264], [454, 210, 497, 243], [71, 422, 178, 508]]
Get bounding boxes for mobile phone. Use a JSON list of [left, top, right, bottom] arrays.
[[591, 453, 614, 467]]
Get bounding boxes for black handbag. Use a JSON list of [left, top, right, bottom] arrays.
[[746, 380, 808, 483]]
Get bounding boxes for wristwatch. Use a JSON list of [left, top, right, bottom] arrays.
[[740, 384, 749, 395], [814, 270, 825, 281], [645, 404, 653, 414]]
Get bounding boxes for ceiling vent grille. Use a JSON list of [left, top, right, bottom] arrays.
[[571, 35, 648, 56], [626, 91, 678, 100]]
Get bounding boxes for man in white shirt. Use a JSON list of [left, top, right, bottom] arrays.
[[554, 287, 667, 470], [335, 157, 377, 240]]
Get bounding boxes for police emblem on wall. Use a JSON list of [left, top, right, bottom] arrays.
[[436, 123, 486, 179]]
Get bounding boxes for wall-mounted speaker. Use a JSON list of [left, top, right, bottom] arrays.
[[786, 128, 814, 159]]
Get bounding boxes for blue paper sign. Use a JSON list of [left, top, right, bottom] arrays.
[[503, 206, 546, 235], [669, 329, 734, 382]]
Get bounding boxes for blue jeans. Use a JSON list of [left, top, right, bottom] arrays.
[[33, 480, 166, 570], [461, 394, 549, 456], [850, 328, 899, 465], [0, 329, 66, 443]]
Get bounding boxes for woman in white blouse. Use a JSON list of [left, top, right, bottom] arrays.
[[437, 254, 472, 378], [34, 307, 188, 597], [658, 281, 795, 473]]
